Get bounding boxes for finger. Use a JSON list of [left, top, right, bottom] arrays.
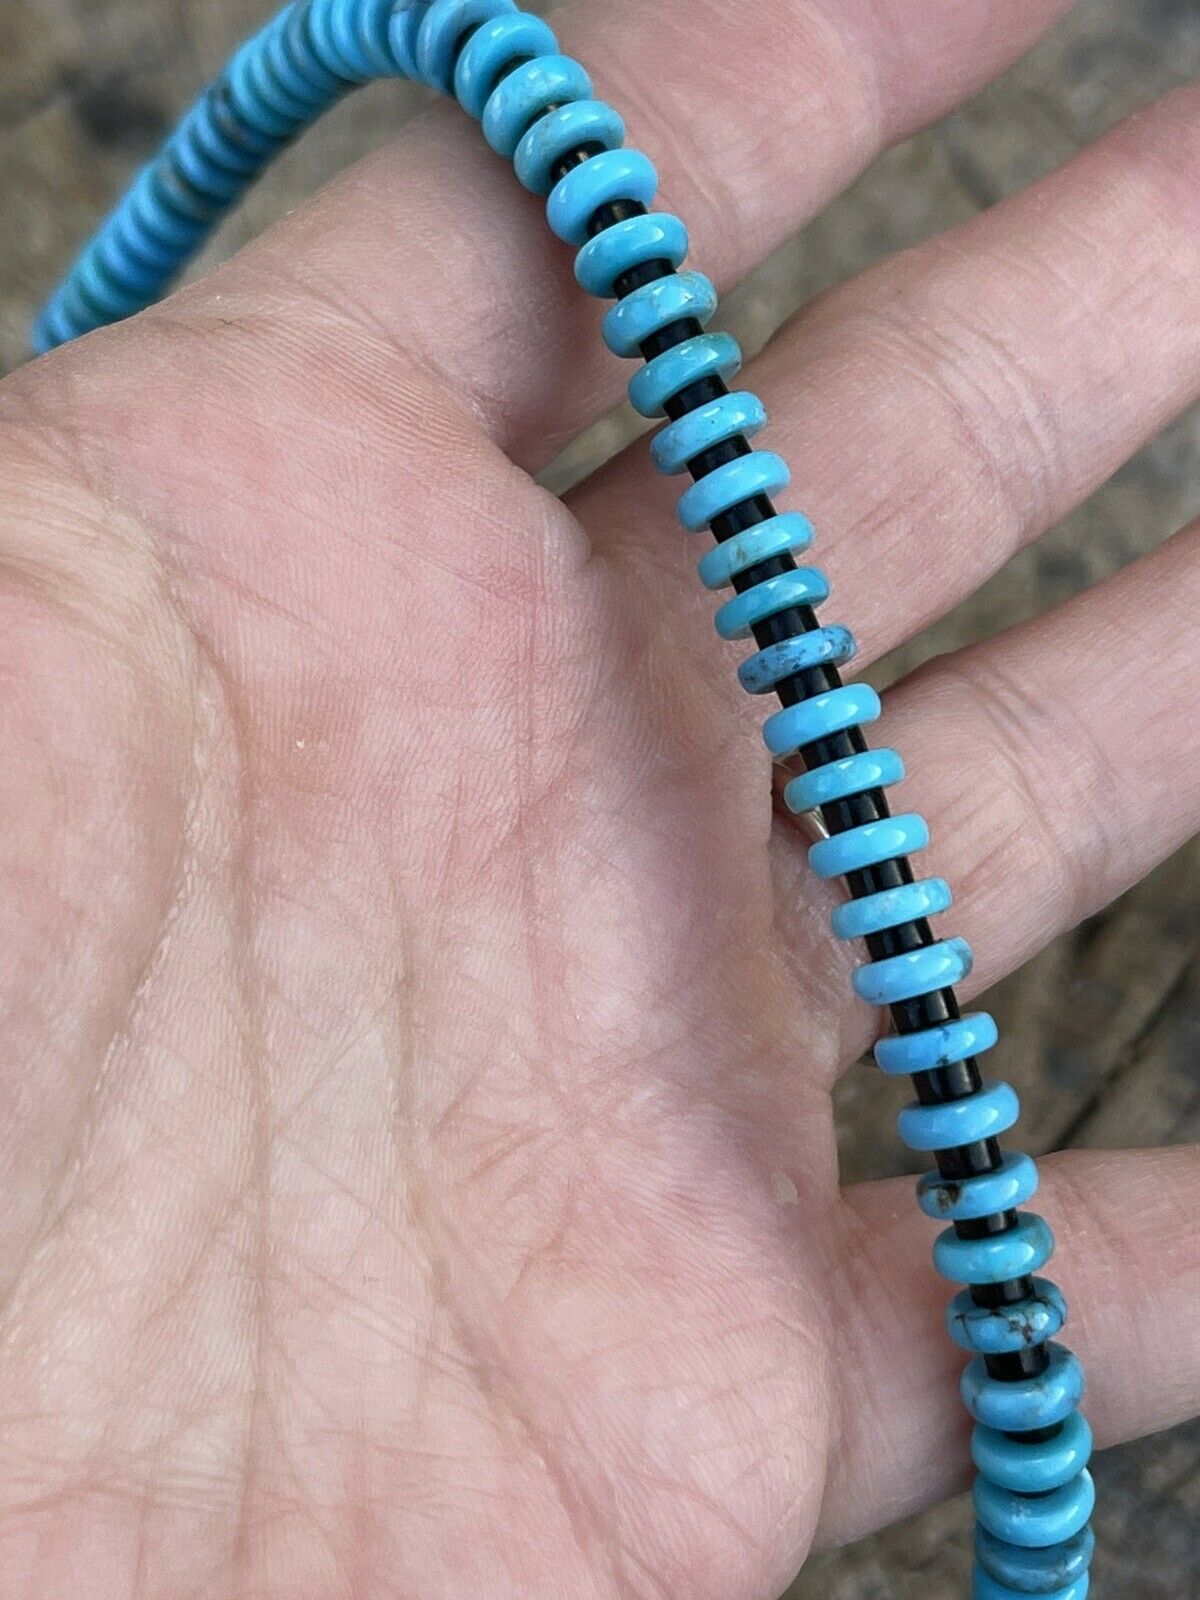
[[766, 512, 1200, 1077], [818, 1143, 1200, 1545], [578, 85, 1200, 659], [38, 0, 1073, 465], [880, 515, 1200, 1001]]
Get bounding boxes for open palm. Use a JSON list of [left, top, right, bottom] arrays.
[[1, 1, 1199, 1595]]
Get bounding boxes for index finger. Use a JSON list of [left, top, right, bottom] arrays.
[[31, 0, 1076, 470]]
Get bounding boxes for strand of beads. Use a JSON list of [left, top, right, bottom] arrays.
[[31, 6, 1096, 1593]]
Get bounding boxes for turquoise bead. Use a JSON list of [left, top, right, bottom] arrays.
[[972, 1411, 1092, 1494], [935, 1212, 1055, 1286], [651, 391, 767, 475], [311, 0, 397, 78], [973, 1568, 1088, 1600], [386, 1, 426, 74], [628, 332, 742, 417], [784, 747, 904, 814], [809, 813, 929, 880], [697, 511, 814, 589], [874, 1011, 998, 1075], [857, 937, 973, 1008], [453, 13, 558, 115], [481, 55, 592, 157], [716, 568, 831, 639], [602, 270, 716, 358], [675, 448, 789, 529], [174, 122, 250, 203], [415, 0, 517, 91], [832, 877, 952, 941], [949, 1279, 1068, 1355], [974, 1470, 1095, 1549], [575, 212, 688, 297], [962, 1343, 1084, 1431], [762, 684, 881, 757], [549, 147, 659, 244], [977, 1525, 1094, 1592], [515, 100, 625, 194], [738, 626, 855, 695], [75, 243, 148, 318], [899, 1075, 1015, 1152], [918, 1150, 1039, 1222]]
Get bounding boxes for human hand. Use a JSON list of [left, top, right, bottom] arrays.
[[2, 1, 1199, 1594]]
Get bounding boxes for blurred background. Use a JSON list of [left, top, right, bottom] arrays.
[[2, 0, 1199, 1593]]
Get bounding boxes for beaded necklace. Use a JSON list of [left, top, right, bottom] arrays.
[[33, 6, 1096, 1595]]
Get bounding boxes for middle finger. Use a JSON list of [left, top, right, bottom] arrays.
[[576, 86, 1200, 668]]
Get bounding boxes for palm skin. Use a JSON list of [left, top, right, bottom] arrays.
[[0, 298, 864, 1599], [4, 1, 1200, 1596]]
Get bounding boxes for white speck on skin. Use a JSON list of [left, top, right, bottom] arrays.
[[771, 1170, 799, 1206]]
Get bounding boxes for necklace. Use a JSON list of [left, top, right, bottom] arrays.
[[32, 5, 1096, 1594]]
